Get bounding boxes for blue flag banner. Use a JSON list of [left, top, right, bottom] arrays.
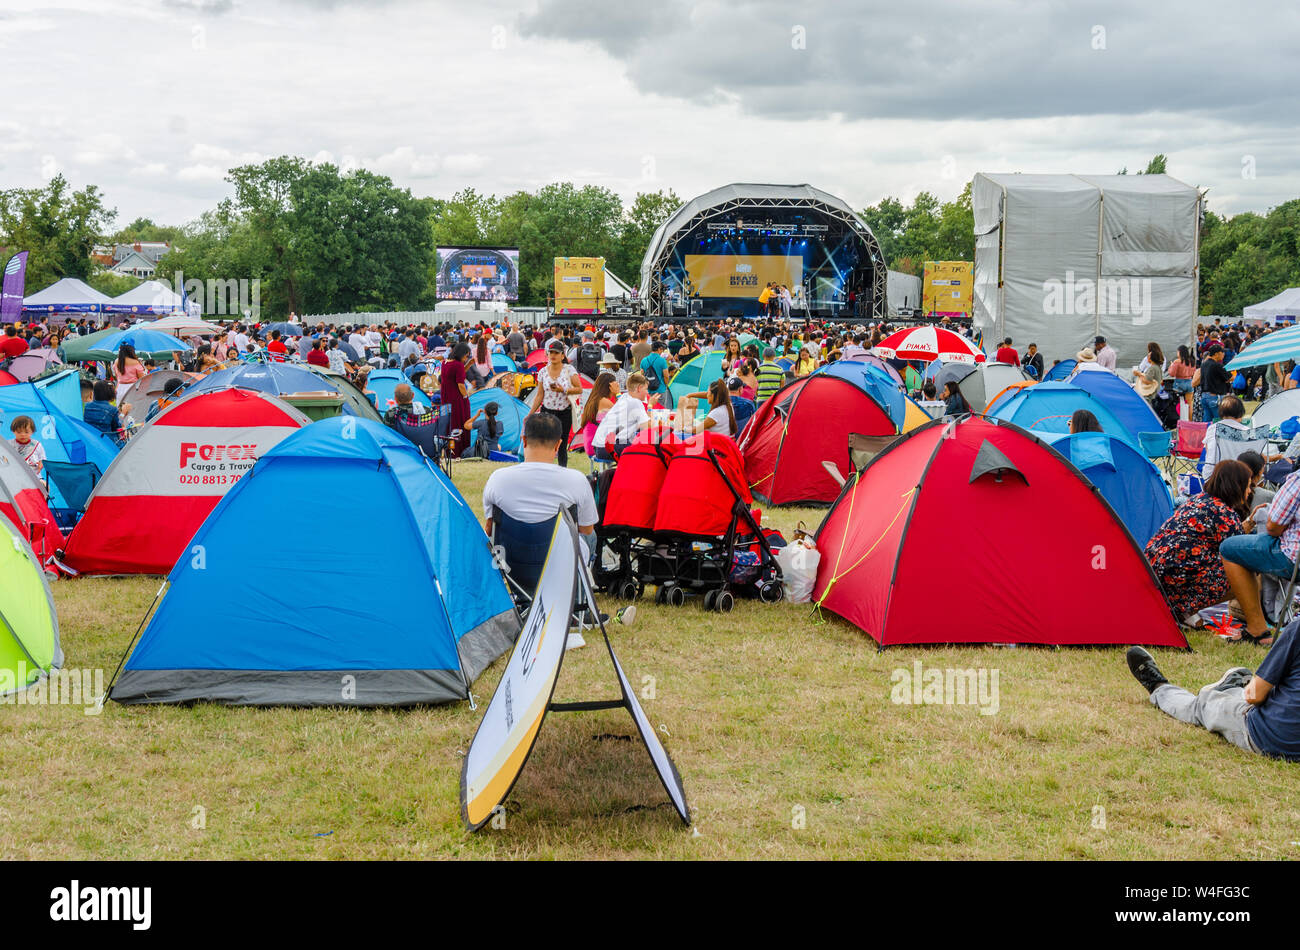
[[1, 252, 28, 324]]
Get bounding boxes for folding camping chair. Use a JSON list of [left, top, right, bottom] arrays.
[[43, 460, 100, 531], [489, 506, 602, 633], [1164, 420, 1208, 483], [393, 411, 454, 477], [822, 432, 901, 489], [1213, 423, 1270, 467]]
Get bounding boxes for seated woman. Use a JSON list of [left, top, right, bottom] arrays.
[[941, 380, 970, 417], [1067, 408, 1104, 434], [734, 358, 759, 400], [793, 346, 817, 377], [1144, 459, 1255, 625], [579, 372, 619, 458], [676, 378, 736, 438]]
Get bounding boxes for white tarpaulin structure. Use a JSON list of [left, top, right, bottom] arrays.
[[887, 270, 921, 316], [1243, 287, 1300, 324], [973, 173, 1202, 365]]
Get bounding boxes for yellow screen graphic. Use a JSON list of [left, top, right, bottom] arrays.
[[553, 257, 606, 314], [684, 255, 803, 298], [923, 261, 973, 316], [460, 264, 497, 280]]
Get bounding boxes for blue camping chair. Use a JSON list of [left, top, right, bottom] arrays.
[[391, 411, 454, 473], [489, 506, 595, 625], [44, 460, 101, 529], [1138, 430, 1172, 461]]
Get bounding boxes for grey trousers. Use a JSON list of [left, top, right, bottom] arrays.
[[1151, 682, 1258, 754]]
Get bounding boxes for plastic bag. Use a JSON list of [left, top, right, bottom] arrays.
[[776, 537, 820, 604]]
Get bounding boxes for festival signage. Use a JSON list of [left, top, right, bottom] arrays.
[[1, 252, 28, 324], [923, 261, 974, 318], [684, 254, 802, 298], [553, 257, 606, 314]]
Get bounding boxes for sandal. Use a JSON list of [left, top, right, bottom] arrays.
[[1219, 629, 1275, 647]]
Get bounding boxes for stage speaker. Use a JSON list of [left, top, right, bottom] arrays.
[[672, 305, 688, 318], [812, 307, 831, 319], [690, 299, 703, 316]]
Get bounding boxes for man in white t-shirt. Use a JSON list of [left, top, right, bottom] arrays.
[[348, 327, 370, 360], [593, 372, 653, 456], [483, 412, 598, 536]]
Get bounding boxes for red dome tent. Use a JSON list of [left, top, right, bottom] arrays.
[[740, 374, 899, 506], [60, 388, 310, 575], [811, 416, 1186, 648]]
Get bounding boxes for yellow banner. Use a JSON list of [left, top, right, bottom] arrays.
[[923, 260, 973, 316], [553, 257, 605, 314], [683, 254, 802, 299]]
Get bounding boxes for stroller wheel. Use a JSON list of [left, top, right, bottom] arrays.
[[703, 589, 717, 612], [759, 582, 784, 604], [667, 584, 687, 608], [716, 590, 735, 613], [617, 579, 640, 601]]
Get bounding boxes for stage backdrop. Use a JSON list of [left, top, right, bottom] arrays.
[[923, 261, 974, 318], [684, 254, 802, 299], [554, 257, 605, 314]]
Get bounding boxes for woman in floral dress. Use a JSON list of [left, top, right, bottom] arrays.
[[1145, 459, 1256, 623]]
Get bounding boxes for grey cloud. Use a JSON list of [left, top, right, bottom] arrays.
[[519, 0, 1300, 124]]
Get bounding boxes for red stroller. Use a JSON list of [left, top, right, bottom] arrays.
[[596, 430, 784, 611]]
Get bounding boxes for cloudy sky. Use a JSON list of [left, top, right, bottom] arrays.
[[2, 0, 1296, 227]]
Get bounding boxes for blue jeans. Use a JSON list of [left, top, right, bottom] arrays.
[[1220, 533, 1297, 580], [1200, 392, 1221, 422]]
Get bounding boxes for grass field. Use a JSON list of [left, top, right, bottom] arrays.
[[6, 457, 1298, 860]]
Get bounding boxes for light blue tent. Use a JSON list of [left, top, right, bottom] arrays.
[[1043, 359, 1077, 382], [1045, 431, 1173, 548], [1065, 370, 1165, 446], [668, 350, 728, 403], [987, 382, 1140, 448], [0, 371, 119, 508], [367, 368, 430, 412], [492, 352, 517, 374], [468, 389, 529, 454], [109, 418, 518, 706]]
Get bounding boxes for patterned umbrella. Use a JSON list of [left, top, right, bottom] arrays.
[[875, 326, 985, 364]]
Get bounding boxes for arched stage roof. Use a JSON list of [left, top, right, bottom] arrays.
[[639, 183, 887, 319]]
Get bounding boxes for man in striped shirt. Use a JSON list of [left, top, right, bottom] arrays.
[[755, 347, 785, 403]]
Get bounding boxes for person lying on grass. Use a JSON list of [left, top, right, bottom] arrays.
[[1126, 630, 1300, 761]]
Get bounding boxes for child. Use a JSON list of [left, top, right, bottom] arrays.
[[8, 415, 45, 475], [470, 401, 502, 458]]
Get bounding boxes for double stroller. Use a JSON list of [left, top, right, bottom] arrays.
[[593, 429, 784, 611]]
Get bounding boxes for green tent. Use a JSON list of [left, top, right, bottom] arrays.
[[0, 517, 61, 695], [59, 327, 182, 363], [737, 333, 759, 349], [669, 350, 729, 403]]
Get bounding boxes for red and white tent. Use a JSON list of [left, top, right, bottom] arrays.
[[60, 387, 310, 575], [0, 439, 65, 563], [875, 326, 985, 364]]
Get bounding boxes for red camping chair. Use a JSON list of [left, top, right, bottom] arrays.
[[1165, 420, 1208, 481]]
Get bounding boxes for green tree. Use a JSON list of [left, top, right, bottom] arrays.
[[112, 217, 184, 244], [0, 175, 116, 290], [610, 189, 681, 285]]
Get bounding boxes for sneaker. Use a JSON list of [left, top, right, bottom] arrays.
[[614, 605, 636, 626], [1126, 646, 1169, 695], [1208, 667, 1254, 692], [566, 631, 586, 651]]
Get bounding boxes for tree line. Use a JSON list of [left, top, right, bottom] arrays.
[[1, 154, 1296, 320]]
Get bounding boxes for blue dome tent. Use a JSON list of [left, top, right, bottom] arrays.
[[1043, 359, 1077, 382], [367, 368, 431, 412], [1045, 431, 1173, 548], [468, 389, 530, 455], [109, 418, 519, 706], [1065, 370, 1165, 446], [987, 382, 1140, 448]]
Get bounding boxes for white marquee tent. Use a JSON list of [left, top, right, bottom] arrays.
[[973, 173, 1202, 365], [1243, 287, 1300, 325]]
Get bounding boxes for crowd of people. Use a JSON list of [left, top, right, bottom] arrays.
[[7, 308, 1300, 761]]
